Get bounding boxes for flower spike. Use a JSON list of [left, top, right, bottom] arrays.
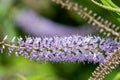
[[0, 35, 119, 63]]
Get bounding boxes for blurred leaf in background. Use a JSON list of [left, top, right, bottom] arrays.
[[114, 72, 120, 80]]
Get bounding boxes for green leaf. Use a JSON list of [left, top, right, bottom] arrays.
[[101, 0, 120, 23], [3, 18, 17, 40], [101, 0, 118, 8], [27, 74, 57, 80], [113, 72, 120, 80], [0, 0, 13, 18]]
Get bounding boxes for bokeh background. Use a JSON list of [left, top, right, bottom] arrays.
[[0, 0, 120, 80]]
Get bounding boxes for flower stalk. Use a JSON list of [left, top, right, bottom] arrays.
[[51, 0, 120, 40], [88, 47, 120, 80]]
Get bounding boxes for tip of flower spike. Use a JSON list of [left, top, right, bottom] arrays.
[[0, 36, 8, 53]]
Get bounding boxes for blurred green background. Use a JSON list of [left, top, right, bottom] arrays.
[[0, 0, 120, 80]]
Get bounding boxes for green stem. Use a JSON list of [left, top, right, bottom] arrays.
[[0, 42, 64, 52]]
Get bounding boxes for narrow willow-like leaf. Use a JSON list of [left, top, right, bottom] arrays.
[[91, 0, 120, 13], [101, 0, 120, 23]]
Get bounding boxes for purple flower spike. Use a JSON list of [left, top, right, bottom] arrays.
[[22, 35, 120, 63], [0, 35, 120, 63]]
